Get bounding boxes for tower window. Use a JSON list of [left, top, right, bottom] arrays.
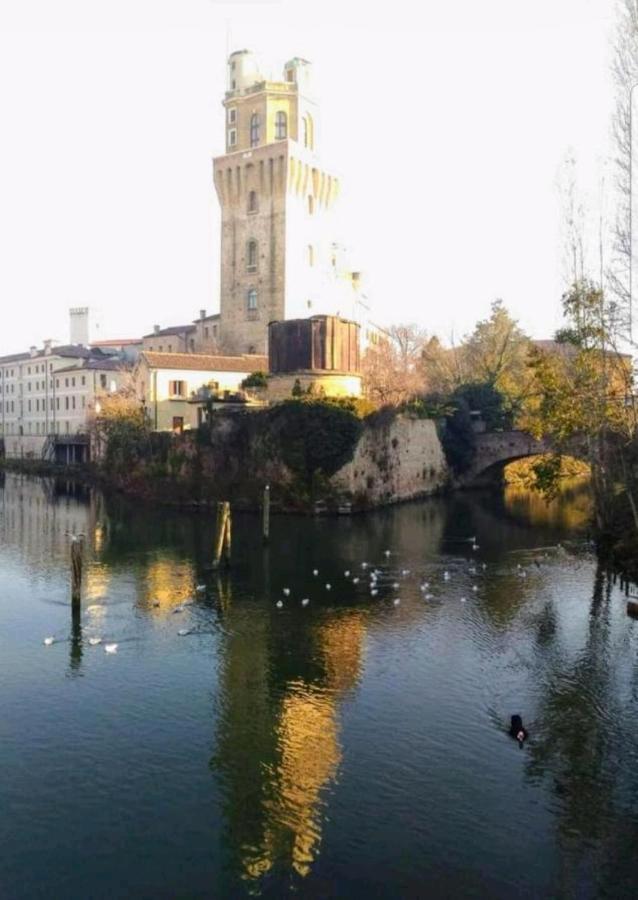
[[308, 244, 315, 266], [247, 288, 258, 310], [248, 190, 258, 213], [275, 110, 287, 140], [247, 240, 258, 272], [307, 195, 314, 215], [303, 114, 314, 150], [228, 128, 237, 147], [286, 68, 294, 83], [227, 108, 237, 124], [250, 113, 260, 147]]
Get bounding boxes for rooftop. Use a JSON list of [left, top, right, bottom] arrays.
[[140, 351, 268, 373], [142, 325, 196, 339]]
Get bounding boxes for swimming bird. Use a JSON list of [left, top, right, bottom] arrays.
[[325, 583, 332, 591], [86, 604, 104, 614], [172, 606, 184, 614], [460, 597, 467, 603], [509, 714, 528, 747], [472, 585, 478, 592], [472, 544, 479, 551], [352, 577, 360, 585], [393, 598, 401, 606], [392, 582, 400, 589], [196, 584, 206, 593], [384, 550, 391, 557], [177, 628, 191, 636], [361, 562, 369, 569], [482, 563, 487, 570], [313, 569, 319, 576], [283, 588, 291, 596], [370, 589, 378, 597], [443, 571, 450, 581], [276, 600, 283, 609], [43, 636, 55, 646], [421, 582, 430, 591], [301, 598, 310, 607], [104, 643, 118, 654], [344, 570, 350, 577], [401, 569, 410, 576], [424, 593, 434, 600], [88, 637, 102, 646]]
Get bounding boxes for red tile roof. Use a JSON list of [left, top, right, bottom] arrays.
[[140, 351, 268, 373]]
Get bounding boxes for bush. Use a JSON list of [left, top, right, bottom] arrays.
[[439, 397, 476, 474], [241, 371, 268, 389]]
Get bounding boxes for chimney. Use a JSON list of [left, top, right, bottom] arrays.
[[153, 324, 160, 335], [200, 309, 206, 321], [29, 346, 37, 358], [69, 306, 89, 346]]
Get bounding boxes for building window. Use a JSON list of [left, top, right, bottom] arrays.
[[303, 114, 314, 150], [172, 417, 184, 434], [247, 288, 258, 310], [308, 244, 315, 266], [204, 327, 209, 339], [248, 190, 258, 213], [247, 239, 258, 272], [81, 376, 85, 386], [308, 195, 314, 215], [227, 107, 236, 124], [250, 113, 260, 147], [169, 380, 186, 398], [286, 68, 294, 83], [228, 128, 237, 148], [100, 374, 107, 389], [275, 110, 287, 140]]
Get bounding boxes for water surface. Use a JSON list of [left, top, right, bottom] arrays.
[[2, 473, 638, 898]]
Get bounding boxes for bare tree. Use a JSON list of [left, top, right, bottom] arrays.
[[361, 323, 428, 407]]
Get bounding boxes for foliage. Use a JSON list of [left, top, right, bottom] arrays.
[[241, 371, 268, 389], [438, 396, 476, 475], [361, 323, 428, 407], [505, 455, 590, 489], [89, 385, 152, 475], [268, 398, 363, 483], [451, 381, 513, 431]]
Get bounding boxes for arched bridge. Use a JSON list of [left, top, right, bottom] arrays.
[[458, 430, 585, 486]]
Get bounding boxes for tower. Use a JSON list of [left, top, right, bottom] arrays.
[[213, 51, 345, 354]]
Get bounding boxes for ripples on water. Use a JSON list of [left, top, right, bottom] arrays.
[[2, 473, 638, 898]]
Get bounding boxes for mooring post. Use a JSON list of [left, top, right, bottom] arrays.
[[71, 537, 83, 603], [212, 501, 231, 569], [262, 484, 270, 545], [224, 502, 232, 565]]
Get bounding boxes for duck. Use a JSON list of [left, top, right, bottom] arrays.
[[361, 562, 369, 569], [472, 585, 478, 592], [177, 628, 191, 636], [276, 600, 283, 609], [43, 636, 55, 646], [509, 715, 528, 747], [443, 571, 450, 581], [301, 598, 310, 607], [196, 584, 206, 593], [370, 589, 378, 597], [392, 582, 400, 590], [172, 606, 185, 614], [344, 570, 351, 577], [393, 598, 401, 606], [88, 637, 102, 646], [104, 643, 118, 654], [313, 569, 319, 576], [352, 577, 360, 585], [283, 588, 291, 597], [325, 583, 332, 591], [384, 550, 391, 557]]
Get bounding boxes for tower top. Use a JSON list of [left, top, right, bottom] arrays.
[[226, 50, 313, 98]]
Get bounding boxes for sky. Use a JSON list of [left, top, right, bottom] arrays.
[[0, 0, 619, 355]]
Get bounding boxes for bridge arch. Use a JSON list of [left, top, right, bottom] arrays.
[[458, 430, 588, 487]]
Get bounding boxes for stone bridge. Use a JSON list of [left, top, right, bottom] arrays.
[[458, 429, 581, 486]]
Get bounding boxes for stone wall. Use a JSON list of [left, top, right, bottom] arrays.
[[331, 416, 449, 506]]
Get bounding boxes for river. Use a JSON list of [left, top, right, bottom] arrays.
[[2, 472, 638, 898]]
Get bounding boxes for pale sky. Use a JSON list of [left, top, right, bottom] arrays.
[[0, 0, 617, 355]]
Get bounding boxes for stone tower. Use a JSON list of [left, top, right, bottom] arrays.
[[214, 50, 347, 354]]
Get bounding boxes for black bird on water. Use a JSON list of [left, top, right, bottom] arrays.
[[509, 714, 528, 747]]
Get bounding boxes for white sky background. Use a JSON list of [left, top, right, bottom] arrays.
[[0, 0, 617, 354]]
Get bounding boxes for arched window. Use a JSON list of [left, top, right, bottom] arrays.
[[307, 195, 314, 215], [275, 110, 287, 140], [247, 240, 258, 271], [250, 113, 260, 147], [247, 288, 258, 311], [248, 190, 258, 213], [308, 244, 314, 266], [303, 114, 314, 150]]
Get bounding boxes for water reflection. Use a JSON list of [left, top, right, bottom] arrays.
[[7, 471, 638, 898]]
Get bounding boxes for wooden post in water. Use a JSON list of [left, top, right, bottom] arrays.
[[224, 503, 232, 565], [212, 501, 231, 569], [71, 538, 83, 603], [262, 484, 270, 544]]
